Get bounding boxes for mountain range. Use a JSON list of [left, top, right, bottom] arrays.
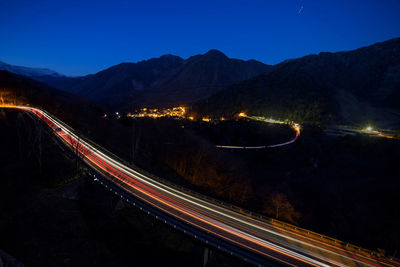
[[193, 38, 400, 126], [0, 61, 63, 78], [2, 38, 400, 126], [34, 50, 271, 109], [0, 70, 101, 129]]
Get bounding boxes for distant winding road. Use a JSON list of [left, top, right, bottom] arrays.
[[1, 105, 398, 267], [216, 116, 301, 149]]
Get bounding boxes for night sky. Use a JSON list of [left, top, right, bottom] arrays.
[[1, 0, 399, 76]]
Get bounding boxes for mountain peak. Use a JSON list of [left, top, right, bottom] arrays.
[[159, 54, 183, 60], [0, 60, 63, 77], [203, 49, 228, 59], [158, 54, 184, 64]]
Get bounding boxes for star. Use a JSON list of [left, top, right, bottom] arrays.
[[297, 5, 304, 14]]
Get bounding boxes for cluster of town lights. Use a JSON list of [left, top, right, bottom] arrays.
[[125, 109, 302, 129], [128, 106, 186, 119], [237, 112, 299, 129], [0, 92, 396, 141], [127, 106, 214, 122]]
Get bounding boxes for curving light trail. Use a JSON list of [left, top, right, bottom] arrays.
[[216, 115, 301, 149], [1, 105, 398, 267]]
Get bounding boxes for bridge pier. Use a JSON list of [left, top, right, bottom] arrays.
[[193, 244, 211, 267], [203, 247, 211, 267]]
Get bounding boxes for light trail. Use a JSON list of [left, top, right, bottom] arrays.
[[325, 125, 399, 140], [216, 114, 301, 149], [1, 104, 398, 267]]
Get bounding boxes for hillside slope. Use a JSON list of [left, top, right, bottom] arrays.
[[193, 38, 400, 127], [0, 61, 63, 78], [36, 51, 271, 109], [131, 50, 272, 107], [0, 70, 102, 128]]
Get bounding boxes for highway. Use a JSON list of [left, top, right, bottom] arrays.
[[216, 123, 300, 149], [216, 114, 301, 149], [1, 105, 399, 267], [325, 125, 399, 140]]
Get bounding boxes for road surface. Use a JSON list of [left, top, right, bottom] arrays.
[[216, 116, 301, 149], [1, 105, 399, 267], [325, 125, 399, 140]]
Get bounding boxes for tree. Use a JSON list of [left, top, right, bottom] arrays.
[[30, 117, 43, 175], [131, 119, 141, 164], [66, 134, 91, 174], [16, 112, 43, 175], [263, 193, 301, 224]]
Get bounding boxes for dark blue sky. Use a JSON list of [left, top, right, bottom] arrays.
[[1, 0, 399, 76]]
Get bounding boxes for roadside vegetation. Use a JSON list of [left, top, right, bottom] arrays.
[[0, 110, 250, 267], [84, 115, 400, 257]]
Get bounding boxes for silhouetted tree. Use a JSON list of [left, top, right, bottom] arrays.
[[15, 111, 43, 175], [31, 117, 43, 175], [131, 119, 141, 164], [67, 134, 91, 174], [263, 193, 300, 224]]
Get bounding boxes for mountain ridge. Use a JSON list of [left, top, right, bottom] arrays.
[[0, 61, 64, 78], [192, 37, 400, 127], [35, 49, 271, 109]]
